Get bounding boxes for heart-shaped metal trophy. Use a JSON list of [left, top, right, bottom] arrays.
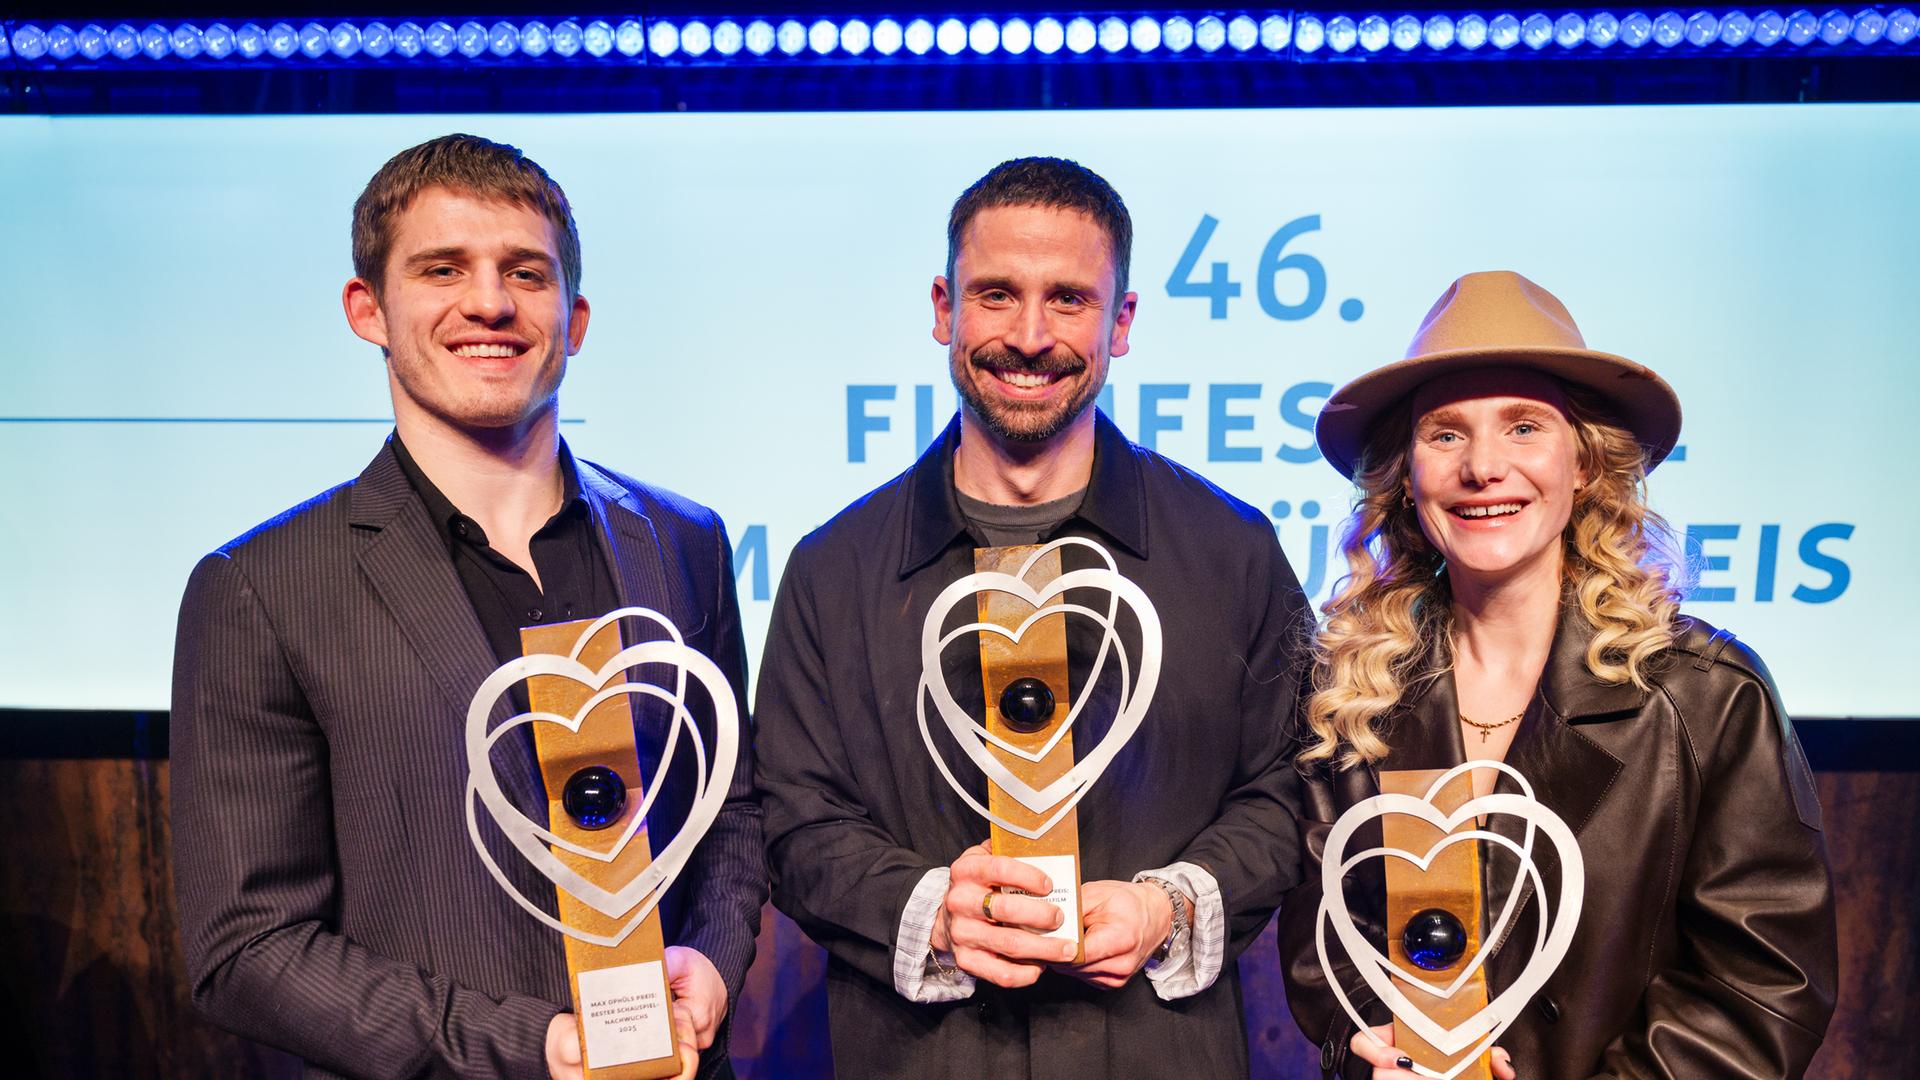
[[464, 606, 738, 1077], [465, 606, 738, 943], [916, 537, 1162, 840], [1315, 761, 1585, 1080]]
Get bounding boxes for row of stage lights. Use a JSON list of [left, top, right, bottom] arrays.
[[5, 10, 1917, 65]]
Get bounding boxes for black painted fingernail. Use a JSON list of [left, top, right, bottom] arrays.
[[1396, 1056, 1414, 1070]]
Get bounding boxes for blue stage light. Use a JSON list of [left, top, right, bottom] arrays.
[[1890, 7, 1919, 42], [779, 19, 811, 56], [170, 24, 203, 59], [1651, 11, 1686, 46], [905, 19, 935, 55], [10, 7, 1912, 70], [1326, 16, 1358, 52], [13, 25, 47, 60], [142, 24, 172, 60], [1522, 13, 1555, 48], [1195, 16, 1227, 52], [936, 18, 966, 55], [970, 18, 1000, 55], [1619, 11, 1654, 46], [1131, 16, 1162, 53], [77, 24, 107, 60], [1390, 15, 1422, 50], [1297, 15, 1327, 52], [1853, 8, 1889, 41], [651, 21, 680, 58], [1457, 14, 1490, 49], [48, 24, 78, 60], [393, 21, 424, 58], [808, 20, 838, 56], [484, 21, 516, 57], [1067, 16, 1097, 53], [1035, 17, 1066, 53], [1490, 13, 1522, 49], [299, 22, 330, 59], [1356, 14, 1389, 51], [1786, 8, 1820, 43], [1164, 16, 1195, 52], [1261, 14, 1293, 50], [263, 22, 297, 59], [616, 19, 647, 57], [1003, 19, 1034, 55], [453, 21, 487, 59], [838, 20, 868, 56], [419, 21, 451, 58], [1226, 15, 1258, 51], [744, 19, 774, 56]]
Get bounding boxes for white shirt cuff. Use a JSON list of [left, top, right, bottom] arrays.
[[1133, 861, 1225, 1001], [893, 867, 977, 1003]]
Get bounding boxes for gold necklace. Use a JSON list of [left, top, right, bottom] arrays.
[[1459, 711, 1522, 743]]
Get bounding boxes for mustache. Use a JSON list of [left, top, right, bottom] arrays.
[[968, 345, 1086, 377]]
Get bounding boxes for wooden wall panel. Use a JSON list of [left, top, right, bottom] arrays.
[[0, 761, 1909, 1078]]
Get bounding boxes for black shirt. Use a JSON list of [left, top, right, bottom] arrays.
[[955, 487, 1087, 548], [389, 433, 620, 668]]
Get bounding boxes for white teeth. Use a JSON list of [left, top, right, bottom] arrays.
[[996, 370, 1056, 388], [1456, 503, 1524, 519], [451, 343, 521, 358]]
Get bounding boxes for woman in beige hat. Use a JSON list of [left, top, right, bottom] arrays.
[[1276, 272, 1837, 1079]]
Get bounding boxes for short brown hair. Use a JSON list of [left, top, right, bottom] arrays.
[[946, 157, 1133, 297], [351, 133, 582, 299]]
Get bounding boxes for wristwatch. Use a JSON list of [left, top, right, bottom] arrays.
[[1143, 876, 1191, 965]]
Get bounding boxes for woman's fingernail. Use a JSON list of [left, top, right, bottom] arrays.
[[1396, 1056, 1414, 1070]]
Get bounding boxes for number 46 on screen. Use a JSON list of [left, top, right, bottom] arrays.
[[1167, 213, 1364, 324]]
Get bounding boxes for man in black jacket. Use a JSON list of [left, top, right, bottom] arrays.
[[756, 157, 1311, 1078], [171, 134, 764, 1079]]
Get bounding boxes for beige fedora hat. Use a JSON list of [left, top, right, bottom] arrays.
[[1315, 271, 1682, 479]]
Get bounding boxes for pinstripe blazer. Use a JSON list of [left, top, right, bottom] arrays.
[[171, 440, 765, 1080]]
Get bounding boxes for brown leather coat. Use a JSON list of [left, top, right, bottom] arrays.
[[1279, 610, 1837, 1079]]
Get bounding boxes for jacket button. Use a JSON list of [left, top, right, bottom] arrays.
[[1321, 1039, 1338, 1071], [1536, 995, 1560, 1023]]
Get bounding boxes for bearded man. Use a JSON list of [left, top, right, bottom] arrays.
[[755, 157, 1312, 1078]]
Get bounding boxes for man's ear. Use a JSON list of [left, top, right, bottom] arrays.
[[567, 292, 591, 355], [931, 275, 954, 346], [1107, 290, 1138, 358], [342, 278, 389, 350]]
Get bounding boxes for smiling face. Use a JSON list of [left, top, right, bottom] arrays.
[[1408, 368, 1587, 589], [933, 204, 1135, 445], [344, 185, 589, 437]]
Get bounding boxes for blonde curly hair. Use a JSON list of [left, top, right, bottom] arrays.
[[1298, 381, 1681, 770]]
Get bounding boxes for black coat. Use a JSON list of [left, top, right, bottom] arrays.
[[1279, 607, 1838, 1079], [755, 412, 1312, 1079], [171, 441, 766, 1079]]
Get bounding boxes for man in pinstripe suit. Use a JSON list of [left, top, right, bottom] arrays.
[[170, 135, 764, 1080]]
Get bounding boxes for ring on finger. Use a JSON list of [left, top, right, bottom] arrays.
[[981, 890, 998, 923]]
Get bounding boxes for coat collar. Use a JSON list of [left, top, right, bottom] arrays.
[[1384, 599, 1631, 836], [899, 408, 1149, 578]]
